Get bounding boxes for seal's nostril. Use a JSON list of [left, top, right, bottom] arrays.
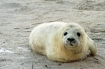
[[67, 38, 75, 42]]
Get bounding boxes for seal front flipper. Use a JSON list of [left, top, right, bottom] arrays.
[[87, 36, 97, 56]]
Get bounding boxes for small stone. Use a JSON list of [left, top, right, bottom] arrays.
[[45, 65, 48, 68], [58, 63, 62, 66]]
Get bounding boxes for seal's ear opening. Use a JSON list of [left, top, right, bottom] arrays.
[[87, 36, 97, 56]]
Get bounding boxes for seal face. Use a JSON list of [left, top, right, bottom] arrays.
[[62, 23, 86, 51], [63, 27, 81, 47], [29, 22, 97, 62]]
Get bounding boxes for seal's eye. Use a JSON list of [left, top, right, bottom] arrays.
[[77, 32, 81, 37], [64, 32, 68, 36]]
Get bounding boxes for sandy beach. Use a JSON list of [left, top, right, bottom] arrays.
[[0, 0, 105, 69]]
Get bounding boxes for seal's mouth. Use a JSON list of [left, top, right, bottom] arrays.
[[66, 39, 75, 46], [69, 42, 76, 46], [69, 42, 79, 47], [63, 39, 79, 47], [66, 37, 77, 46], [70, 43, 73, 46]]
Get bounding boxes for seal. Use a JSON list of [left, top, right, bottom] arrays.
[[29, 22, 97, 62]]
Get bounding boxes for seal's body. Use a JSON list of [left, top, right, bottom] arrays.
[[29, 22, 97, 62]]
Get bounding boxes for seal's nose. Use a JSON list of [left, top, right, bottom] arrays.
[[67, 38, 75, 43]]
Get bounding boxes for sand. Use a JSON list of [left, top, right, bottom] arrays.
[[0, 0, 105, 69]]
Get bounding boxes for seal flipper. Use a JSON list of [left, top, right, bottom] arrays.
[[87, 36, 97, 56]]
